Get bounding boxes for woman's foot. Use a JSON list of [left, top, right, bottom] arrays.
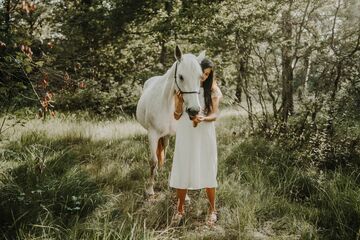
[[170, 211, 185, 227], [206, 211, 218, 226]]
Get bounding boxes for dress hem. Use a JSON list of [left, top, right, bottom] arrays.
[[169, 185, 218, 190]]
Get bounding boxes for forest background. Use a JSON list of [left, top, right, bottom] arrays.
[[1, 0, 360, 239]]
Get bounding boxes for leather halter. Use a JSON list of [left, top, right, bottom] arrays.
[[174, 62, 200, 95]]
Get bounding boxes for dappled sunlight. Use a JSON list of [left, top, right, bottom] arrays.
[[218, 107, 247, 119], [1, 117, 147, 143], [1, 107, 246, 145]]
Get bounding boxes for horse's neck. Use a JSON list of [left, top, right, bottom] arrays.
[[160, 63, 176, 107]]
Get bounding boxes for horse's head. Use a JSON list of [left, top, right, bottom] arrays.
[[174, 46, 206, 119]]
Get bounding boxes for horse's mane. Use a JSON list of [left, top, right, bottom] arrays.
[[163, 61, 176, 80]]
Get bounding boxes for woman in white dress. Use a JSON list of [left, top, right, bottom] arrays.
[[169, 58, 223, 225]]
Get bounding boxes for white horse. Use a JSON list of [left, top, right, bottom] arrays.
[[136, 46, 205, 195]]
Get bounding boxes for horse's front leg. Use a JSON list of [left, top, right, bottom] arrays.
[[146, 131, 160, 196]]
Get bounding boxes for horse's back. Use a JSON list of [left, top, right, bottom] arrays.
[[143, 76, 159, 91]]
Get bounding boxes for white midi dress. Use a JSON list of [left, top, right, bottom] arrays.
[[169, 87, 223, 190]]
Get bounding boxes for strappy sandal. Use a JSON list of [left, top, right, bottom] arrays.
[[206, 211, 218, 226], [170, 211, 185, 227]]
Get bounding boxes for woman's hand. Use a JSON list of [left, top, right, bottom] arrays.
[[197, 116, 206, 122], [192, 115, 206, 127], [194, 115, 205, 123]]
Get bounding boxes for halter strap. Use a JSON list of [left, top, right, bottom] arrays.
[[174, 62, 200, 95]]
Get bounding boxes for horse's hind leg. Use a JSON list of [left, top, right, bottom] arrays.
[[146, 131, 160, 196]]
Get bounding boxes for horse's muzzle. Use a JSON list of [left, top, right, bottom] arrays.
[[186, 107, 200, 119]]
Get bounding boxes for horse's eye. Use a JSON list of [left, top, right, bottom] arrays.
[[179, 75, 184, 81]]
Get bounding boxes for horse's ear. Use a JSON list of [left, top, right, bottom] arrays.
[[197, 50, 206, 63], [175, 45, 183, 62]]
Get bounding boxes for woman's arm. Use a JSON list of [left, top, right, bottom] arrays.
[[193, 96, 220, 123], [193, 87, 222, 124], [202, 96, 220, 122]]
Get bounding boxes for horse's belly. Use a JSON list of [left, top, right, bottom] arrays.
[[136, 75, 175, 135], [148, 113, 175, 135]]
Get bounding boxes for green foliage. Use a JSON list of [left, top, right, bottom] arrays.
[[2, 0, 358, 121], [55, 79, 141, 116]]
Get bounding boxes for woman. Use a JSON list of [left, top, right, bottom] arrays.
[[169, 58, 223, 226]]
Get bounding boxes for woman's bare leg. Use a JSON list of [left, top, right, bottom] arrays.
[[205, 188, 216, 212], [176, 189, 187, 213]]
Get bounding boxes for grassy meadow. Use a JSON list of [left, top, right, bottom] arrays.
[[0, 108, 359, 240]]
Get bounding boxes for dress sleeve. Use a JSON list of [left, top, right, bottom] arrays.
[[211, 86, 223, 99]]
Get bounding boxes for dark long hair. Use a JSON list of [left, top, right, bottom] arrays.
[[200, 58, 214, 115]]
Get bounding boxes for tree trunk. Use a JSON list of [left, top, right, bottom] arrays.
[[4, 0, 11, 34], [281, 4, 294, 122], [304, 54, 311, 96], [159, 39, 167, 66], [235, 30, 248, 103], [243, 78, 254, 131], [298, 48, 312, 100], [235, 60, 244, 103], [158, 1, 173, 66]]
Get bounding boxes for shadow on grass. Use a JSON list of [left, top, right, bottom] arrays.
[[0, 132, 105, 239]]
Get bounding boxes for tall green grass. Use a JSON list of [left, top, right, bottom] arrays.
[[0, 111, 359, 239]]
